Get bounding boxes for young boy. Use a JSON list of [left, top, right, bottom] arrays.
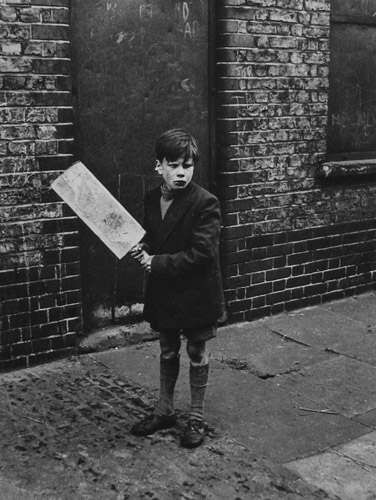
[[130, 128, 225, 448]]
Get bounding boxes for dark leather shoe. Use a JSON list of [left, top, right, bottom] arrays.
[[131, 413, 177, 436], [180, 419, 205, 448]]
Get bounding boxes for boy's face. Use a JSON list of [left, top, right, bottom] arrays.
[[156, 156, 195, 190]]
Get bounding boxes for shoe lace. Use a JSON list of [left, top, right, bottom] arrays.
[[187, 419, 204, 434]]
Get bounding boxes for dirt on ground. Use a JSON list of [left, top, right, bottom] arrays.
[[0, 355, 332, 500]]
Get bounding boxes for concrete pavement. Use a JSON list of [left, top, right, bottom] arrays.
[[0, 291, 375, 499], [91, 291, 376, 500]]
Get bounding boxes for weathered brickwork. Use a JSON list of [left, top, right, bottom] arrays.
[[0, 0, 82, 369], [2, 0, 376, 368], [217, 0, 376, 322]]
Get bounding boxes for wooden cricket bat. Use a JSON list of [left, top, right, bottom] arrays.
[[51, 161, 145, 259]]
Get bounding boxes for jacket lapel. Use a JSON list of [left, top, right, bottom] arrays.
[[155, 199, 191, 251], [153, 183, 194, 252], [145, 189, 163, 230]]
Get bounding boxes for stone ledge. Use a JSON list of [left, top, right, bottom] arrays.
[[319, 159, 376, 178], [78, 321, 159, 354]]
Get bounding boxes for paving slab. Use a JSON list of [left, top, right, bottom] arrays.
[[286, 431, 376, 500], [321, 292, 376, 327], [268, 307, 367, 348], [206, 363, 369, 463], [329, 332, 376, 366], [212, 322, 334, 377], [333, 430, 376, 466], [94, 345, 369, 463], [354, 408, 376, 428], [268, 307, 376, 365], [272, 355, 376, 417]]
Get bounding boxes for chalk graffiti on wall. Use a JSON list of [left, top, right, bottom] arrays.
[[73, 0, 209, 168], [359, 0, 376, 16], [105, 1, 204, 43], [174, 1, 203, 40], [332, 0, 376, 19], [329, 71, 376, 152], [139, 4, 153, 19], [331, 107, 376, 148], [136, 1, 204, 41]]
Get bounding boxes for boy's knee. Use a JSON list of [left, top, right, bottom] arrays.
[[160, 348, 180, 361], [186, 340, 208, 366], [159, 334, 181, 361]]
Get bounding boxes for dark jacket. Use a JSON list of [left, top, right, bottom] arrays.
[[142, 181, 225, 330]]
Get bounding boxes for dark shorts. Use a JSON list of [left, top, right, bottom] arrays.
[[159, 324, 217, 343]]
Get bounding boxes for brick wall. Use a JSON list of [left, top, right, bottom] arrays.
[[2, 0, 376, 368], [0, 0, 82, 370], [217, 0, 376, 322]]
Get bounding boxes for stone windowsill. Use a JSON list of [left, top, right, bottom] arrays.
[[319, 159, 376, 178]]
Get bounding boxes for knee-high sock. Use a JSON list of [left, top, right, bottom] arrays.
[[155, 355, 180, 416], [189, 363, 209, 422]]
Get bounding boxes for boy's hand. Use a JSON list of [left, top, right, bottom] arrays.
[[130, 245, 153, 272], [130, 243, 147, 258], [139, 251, 153, 272]]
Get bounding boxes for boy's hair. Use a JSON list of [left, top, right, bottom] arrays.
[[155, 128, 199, 164]]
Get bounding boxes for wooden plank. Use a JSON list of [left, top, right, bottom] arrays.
[[51, 162, 145, 259]]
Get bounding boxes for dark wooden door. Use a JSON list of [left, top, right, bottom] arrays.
[[71, 0, 214, 330]]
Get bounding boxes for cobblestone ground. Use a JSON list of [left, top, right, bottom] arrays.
[[0, 355, 331, 500]]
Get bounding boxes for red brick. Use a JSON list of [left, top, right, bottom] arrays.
[[32, 24, 69, 40]]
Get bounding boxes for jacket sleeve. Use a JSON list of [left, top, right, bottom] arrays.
[[150, 195, 222, 277]]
